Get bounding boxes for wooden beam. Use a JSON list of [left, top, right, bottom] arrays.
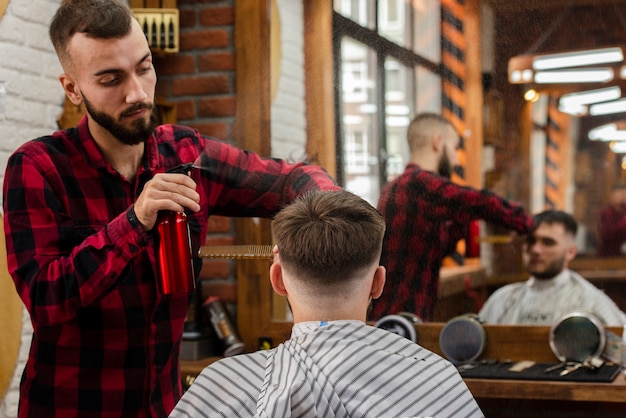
[[234, 0, 273, 352], [304, 0, 336, 179], [464, 0, 483, 189]]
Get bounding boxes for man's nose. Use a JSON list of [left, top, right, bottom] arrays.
[[126, 75, 148, 103]]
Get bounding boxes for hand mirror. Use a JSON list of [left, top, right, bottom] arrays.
[[549, 311, 606, 363], [438, 314, 486, 365], [375, 314, 418, 342]]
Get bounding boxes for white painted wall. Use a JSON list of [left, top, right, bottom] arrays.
[[0, 0, 63, 416], [0, 0, 64, 188], [270, 0, 307, 163]]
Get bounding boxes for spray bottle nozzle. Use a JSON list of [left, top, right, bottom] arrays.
[[167, 163, 195, 174]]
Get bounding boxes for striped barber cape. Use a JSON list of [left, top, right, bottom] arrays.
[[170, 320, 483, 418]]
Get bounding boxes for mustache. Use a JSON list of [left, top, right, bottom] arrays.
[[120, 103, 153, 118]]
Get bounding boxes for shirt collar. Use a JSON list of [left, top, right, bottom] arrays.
[[291, 320, 365, 338]]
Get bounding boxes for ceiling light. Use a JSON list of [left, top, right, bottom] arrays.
[[558, 103, 588, 116], [609, 141, 626, 153], [589, 98, 626, 115], [533, 47, 624, 70], [534, 68, 614, 84], [559, 86, 621, 107], [588, 123, 626, 141], [508, 46, 626, 85], [524, 89, 539, 102]]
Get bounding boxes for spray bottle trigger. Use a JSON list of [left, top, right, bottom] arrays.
[[167, 162, 194, 174]]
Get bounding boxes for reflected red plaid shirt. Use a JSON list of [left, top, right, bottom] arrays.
[[370, 163, 532, 322], [3, 115, 338, 417]]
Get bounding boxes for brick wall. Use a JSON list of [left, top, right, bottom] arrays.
[[153, 0, 308, 309], [153, 0, 239, 307]]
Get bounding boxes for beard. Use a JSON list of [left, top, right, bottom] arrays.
[[82, 94, 159, 146], [527, 257, 565, 280], [437, 150, 453, 178]]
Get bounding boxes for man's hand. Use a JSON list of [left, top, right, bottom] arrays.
[[133, 173, 201, 231]]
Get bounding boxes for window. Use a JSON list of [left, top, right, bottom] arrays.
[[334, 0, 442, 205]]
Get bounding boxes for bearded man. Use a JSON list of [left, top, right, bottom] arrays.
[[479, 210, 626, 325], [370, 113, 532, 321]]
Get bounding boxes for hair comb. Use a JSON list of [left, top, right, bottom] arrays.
[[198, 245, 273, 259]]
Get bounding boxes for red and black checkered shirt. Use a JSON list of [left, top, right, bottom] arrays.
[[370, 163, 532, 322], [3, 115, 338, 417]]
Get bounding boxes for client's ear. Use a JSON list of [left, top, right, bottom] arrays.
[[370, 266, 386, 300], [269, 262, 288, 296]]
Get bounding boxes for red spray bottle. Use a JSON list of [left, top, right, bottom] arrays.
[[155, 163, 195, 294]]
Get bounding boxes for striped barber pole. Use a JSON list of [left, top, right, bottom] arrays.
[[545, 96, 570, 209], [441, 0, 471, 263], [441, 0, 467, 184]]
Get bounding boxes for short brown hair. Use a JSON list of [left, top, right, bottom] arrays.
[[49, 0, 134, 67], [271, 190, 385, 284]]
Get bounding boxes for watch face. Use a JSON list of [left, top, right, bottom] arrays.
[[375, 314, 417, 342], [439, 315, 486, 365], [549, 311, 605, 363]]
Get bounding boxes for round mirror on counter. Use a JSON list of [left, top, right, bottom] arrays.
[[438, 314, 486, 365], [549, 311, 606, 363]]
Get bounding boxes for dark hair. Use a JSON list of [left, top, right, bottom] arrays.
[[532, 209, 578, 236], [271, 190, 386, 284], [49, 0, 134, 66]]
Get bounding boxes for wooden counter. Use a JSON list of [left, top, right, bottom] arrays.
[[434, 262, 486, 321], [416, 323, 626, 417], [438, 262, 486, 299], [181, 323, 626, 416]]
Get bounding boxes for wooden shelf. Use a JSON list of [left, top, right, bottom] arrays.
[[180, 356, 222, 388], [466, 376, 626, 403]]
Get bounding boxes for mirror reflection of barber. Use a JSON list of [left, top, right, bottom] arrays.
[[479, 210, 626, 326]]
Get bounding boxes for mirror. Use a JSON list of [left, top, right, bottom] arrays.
[[488, 0, 626, 256], [549, 311, 606, 363], [236, 1, 626, 351]]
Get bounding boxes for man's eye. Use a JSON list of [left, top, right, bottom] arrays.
[[101, 77, 119, 86]]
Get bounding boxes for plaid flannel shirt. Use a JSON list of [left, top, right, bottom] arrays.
[[370, 163, 532, 322], [3, 115, 338, 417]]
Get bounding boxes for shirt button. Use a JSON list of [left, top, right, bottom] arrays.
[[130, 244, 138, 253]]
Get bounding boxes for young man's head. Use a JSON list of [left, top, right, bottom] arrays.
[[270, 190, 386, 321], [524, 210, 578, 280], [50, 0, 158, 145], [608, 184, 626, 211], [406, 113, 459, 178]]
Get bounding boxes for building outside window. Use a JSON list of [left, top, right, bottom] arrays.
[[333, 0, 442, 205]]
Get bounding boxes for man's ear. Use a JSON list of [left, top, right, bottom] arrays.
[[431, 133, 443, 153], [565, 242, 578, 263], [269, 262, 288, 296], [59, 73, 83, 106], [370, 266, 386, 300]]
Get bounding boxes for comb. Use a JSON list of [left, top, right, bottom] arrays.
[[198, 245, 273, 259], [475, 235, 514, 244]]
